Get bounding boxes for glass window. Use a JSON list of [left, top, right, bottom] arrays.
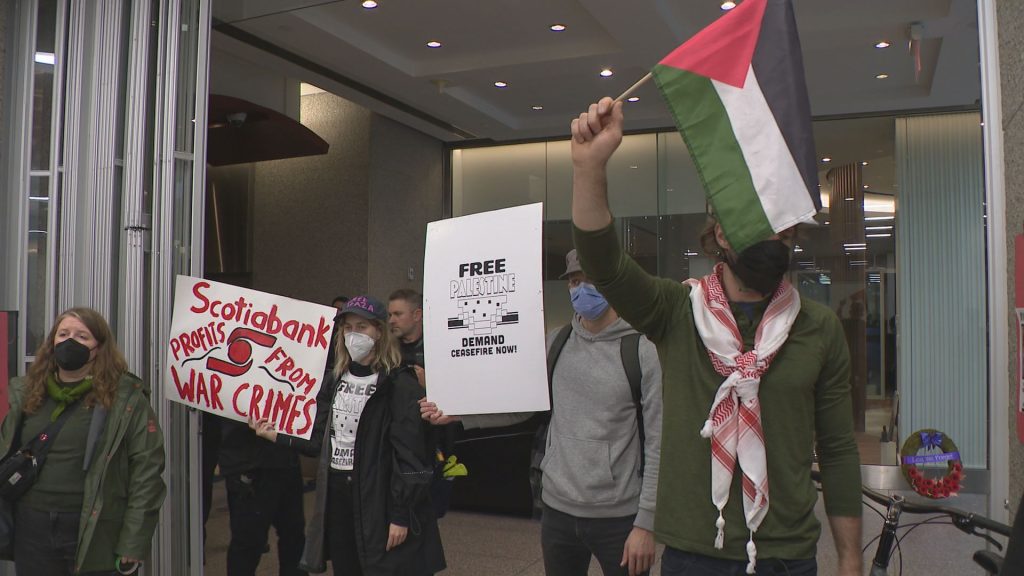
[[26, 177, 50, 354], [29, 0, 57, 171], [796, 117, 899, 464], [453, 144, 546, 217], [25, 0, 59, 357]]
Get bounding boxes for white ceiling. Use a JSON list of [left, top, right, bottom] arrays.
[[211, 0, 981, 144]]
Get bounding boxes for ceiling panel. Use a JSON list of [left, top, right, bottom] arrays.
[[212, 0, 982, 142]]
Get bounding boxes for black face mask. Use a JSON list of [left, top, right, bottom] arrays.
[[54, 338, 93, 371], [726, 240, 791, 296]]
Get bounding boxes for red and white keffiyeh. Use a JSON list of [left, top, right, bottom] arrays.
[[684, 263, 801, 574]]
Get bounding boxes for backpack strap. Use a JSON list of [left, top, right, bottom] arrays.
[[22, 400, 82, 462], [530, 323, 573, 519], [620, 332, 645, 477], [540, 324, 574, 424]]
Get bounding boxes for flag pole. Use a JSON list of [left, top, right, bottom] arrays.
[[615, 72, 652, 102]]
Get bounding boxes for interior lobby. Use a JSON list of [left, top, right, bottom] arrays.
[[2, 0, 1024, 573]]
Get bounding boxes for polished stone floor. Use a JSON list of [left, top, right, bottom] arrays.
[[203, 479, 664, 575]]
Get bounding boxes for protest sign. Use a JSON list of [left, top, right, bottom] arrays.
[[422, 203, 549, 415], [166, 276, 335, 439]]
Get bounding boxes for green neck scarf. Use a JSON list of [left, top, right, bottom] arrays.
[[46, 374, 93, 422]]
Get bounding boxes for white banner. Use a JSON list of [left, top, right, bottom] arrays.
[[423, 203, 549, 415], [166, 276, 335, 439]]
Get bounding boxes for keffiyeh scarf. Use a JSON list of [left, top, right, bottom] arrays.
[[684, 263, 801, 574]]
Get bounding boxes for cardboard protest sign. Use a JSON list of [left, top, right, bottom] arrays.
[[166, 276, 335, 439], [422, 203, 549, 415]]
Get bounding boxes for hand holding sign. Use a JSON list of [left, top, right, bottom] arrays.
[[167, 276, 335, 439], [249, 415, 278, 443], [418, 397, 460, 426], [422, 204, 549, 415]]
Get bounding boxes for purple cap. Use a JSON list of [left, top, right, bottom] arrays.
[[339, 295, 387, 323]]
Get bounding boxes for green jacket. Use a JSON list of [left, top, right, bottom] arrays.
[[0, 373, 166, 573]]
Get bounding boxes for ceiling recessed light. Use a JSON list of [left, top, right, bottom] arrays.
[[600, 68, 614, 77], [721, 1, 737, 10], [426, 40, 442, 48], [361, 0, 377, 8], [494, 81, 508, 88], [531, 105, 544, 110], [863, 184, 869, 189], [549, 24, 566, 32], [821, 157, 832, 163], [627, 96, 640, 102], [861, 161, 869, 166], [875, 73, 889, 79], [875, 41, 891, 49]]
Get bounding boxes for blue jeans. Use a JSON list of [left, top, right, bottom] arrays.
[[661, 547, 816, 576], [541, 504, 648, 576]]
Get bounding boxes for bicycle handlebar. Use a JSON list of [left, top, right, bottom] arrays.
[[811, 470, 1012, 538]]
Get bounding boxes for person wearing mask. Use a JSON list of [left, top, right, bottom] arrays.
[[421, 249, 663, 576], [0, 307, 166, 575], [568, 97, 862, 575], [251, 295, 445, 575]]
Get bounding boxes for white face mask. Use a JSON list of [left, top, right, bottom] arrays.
[[344, 331, 376, 364]]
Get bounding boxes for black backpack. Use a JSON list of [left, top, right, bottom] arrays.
[[528, 324, 645, 518]]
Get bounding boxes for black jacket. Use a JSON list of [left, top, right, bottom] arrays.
[[280, 365, 445, 575], [219, 417, 299, 476]]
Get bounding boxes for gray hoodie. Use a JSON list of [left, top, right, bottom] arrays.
[[463, 315, 663, 529]]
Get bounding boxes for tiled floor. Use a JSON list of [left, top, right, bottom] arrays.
[[203, 480, 663, 575]]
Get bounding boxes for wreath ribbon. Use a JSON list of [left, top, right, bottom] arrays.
[[902, 451, 960, 465], [920, 431, 944, 450]]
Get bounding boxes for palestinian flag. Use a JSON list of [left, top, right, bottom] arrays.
[[652, 0, 820, 253]]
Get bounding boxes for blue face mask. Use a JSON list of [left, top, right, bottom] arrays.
[[570, 283, 610, 320]]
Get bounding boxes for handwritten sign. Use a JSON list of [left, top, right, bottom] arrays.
[[422, 203, 549, 415], [166, 276, 335, 439]]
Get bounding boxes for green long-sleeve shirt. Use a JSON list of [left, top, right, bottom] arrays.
[[20, 395, 93, 512], [574, 222, 861, 561]]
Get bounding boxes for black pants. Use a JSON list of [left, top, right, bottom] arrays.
[[540, 504, 646, 576], [202, 413, 222, 544], [327, 471, 363, 576], [660, 547, 817, 576], [226, 467, 307, 576], [13, 504, 116, 576]]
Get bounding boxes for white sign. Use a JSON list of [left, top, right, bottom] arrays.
[[423, 203, 549, 415], [166, 276, 336, 439]]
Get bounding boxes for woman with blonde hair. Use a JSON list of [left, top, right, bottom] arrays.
[[0, 307, 166, 575], [251, 295, 445, 575]]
